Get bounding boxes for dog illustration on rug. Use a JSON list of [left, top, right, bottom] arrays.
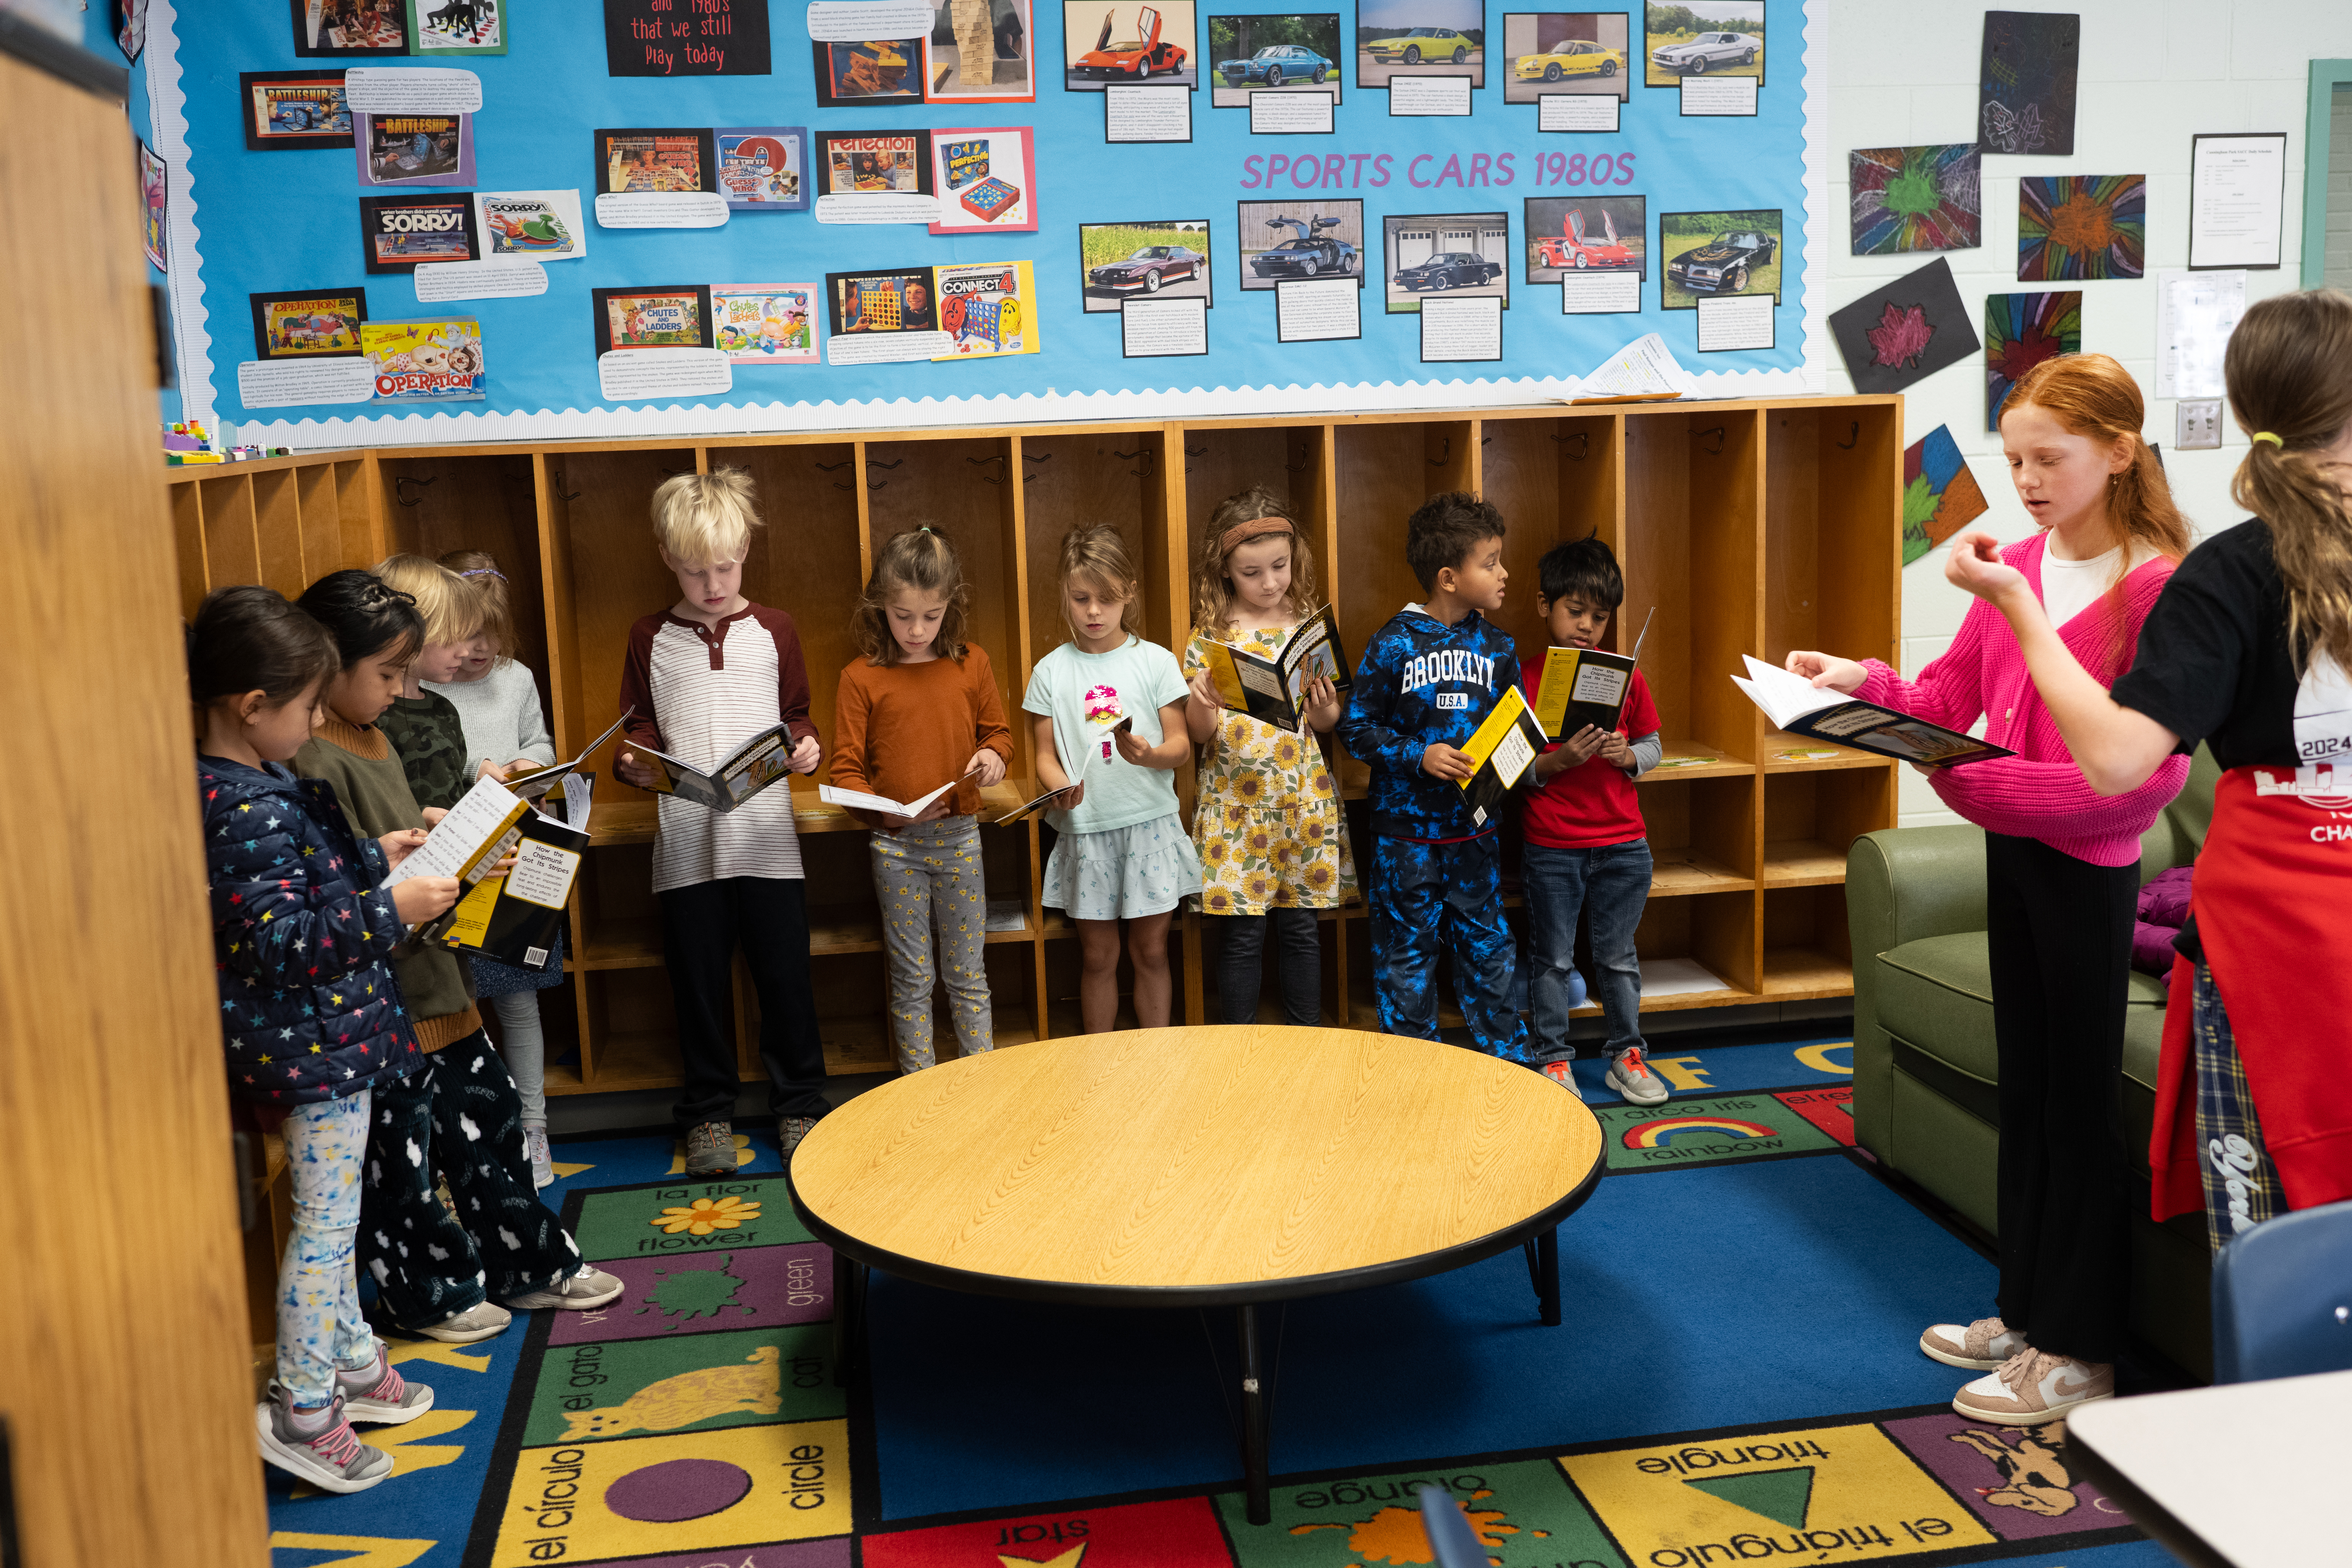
[[560, 1345, 782, 1439], [1947, 1422, 2078, 1517]]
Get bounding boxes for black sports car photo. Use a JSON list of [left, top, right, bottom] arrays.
[[1666, 229, 1777, 294], [1393, 251, 1503, 291], [1087, 245, 1206, 293]]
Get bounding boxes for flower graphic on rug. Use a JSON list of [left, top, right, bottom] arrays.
[[653, 1195, 763, 1235], [633, 1253, 757, 1328]]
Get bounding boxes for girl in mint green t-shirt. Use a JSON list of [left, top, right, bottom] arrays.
[[1022, 525, 1203, 1032]]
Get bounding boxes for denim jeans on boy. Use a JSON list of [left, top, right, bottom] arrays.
[[1522, 839, 1652, 1063], [1370, 834, 1530, 1062]]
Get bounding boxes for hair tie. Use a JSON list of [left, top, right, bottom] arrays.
[[460, 567, 505, 581], [1217, 515, 1294, 554], [2253, 432, 2284, 448], [361, 581, 417, 609]]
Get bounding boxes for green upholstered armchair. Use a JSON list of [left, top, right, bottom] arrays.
[[1846, 746, 2223, 1380]]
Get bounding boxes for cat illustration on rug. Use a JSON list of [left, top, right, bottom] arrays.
[[560, 1345, 781, 1439]]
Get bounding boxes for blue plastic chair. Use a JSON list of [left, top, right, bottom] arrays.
[[2210, 1197, 2352, 1383]]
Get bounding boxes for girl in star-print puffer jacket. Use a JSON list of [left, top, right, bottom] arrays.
[[202, 754, 420, 1105]]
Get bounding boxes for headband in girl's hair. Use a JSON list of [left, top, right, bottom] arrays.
[[1218, 515, 1295, 553]]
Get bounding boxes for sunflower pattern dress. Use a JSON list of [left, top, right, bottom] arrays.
[[1184, 627, 1359, 915]]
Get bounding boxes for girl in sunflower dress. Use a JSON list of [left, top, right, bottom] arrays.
[[1182, 487, 1360, 1026]]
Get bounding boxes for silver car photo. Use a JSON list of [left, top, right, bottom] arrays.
[[1649, 30, 1758, 74]]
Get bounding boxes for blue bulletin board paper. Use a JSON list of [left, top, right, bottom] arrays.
[[140, 0, 1824, 443]]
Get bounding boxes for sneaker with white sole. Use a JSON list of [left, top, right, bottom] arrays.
[[524, 1124, 554, 1190], [336, 1340, 435, 1424], [503, 1265, 624, 1312], [1952, 1348, 2114, 1425], [684, 1119, 736, 1176], [1920, 1315, 2029, 1370], [408, 1300, 512, 1343], [1539, 1060, 1576, 1089], [256, 1389, 395, 1493], [781, 1114, 822, 1157], [1606, 1047, 1668, 1106]]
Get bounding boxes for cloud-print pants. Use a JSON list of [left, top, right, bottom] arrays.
[[277, 1091, 379, 1405], [359, 1029, 582, 1331]]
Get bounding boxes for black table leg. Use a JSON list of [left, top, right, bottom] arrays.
[[833, 1251, 866, 1387], [1536, 1226, 1561, 1326], [1238, 1303, 1272, 1525]]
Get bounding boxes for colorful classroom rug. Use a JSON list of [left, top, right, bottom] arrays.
[[265, 1034, 2181, 1568]]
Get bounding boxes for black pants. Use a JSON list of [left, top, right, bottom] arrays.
[[360, 1029, 581, 1330], [1985, 832, 2138, 1364], [659, 875, 830, 1125], [1214, 909, 1322, 1026]]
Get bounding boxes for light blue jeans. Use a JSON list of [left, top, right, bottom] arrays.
[[277, 1091, 378, 1405], [1522, 839, 1652, 1063]]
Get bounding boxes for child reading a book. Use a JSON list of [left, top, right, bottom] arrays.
[[423, 549, 566, 1188], [1337, 493, 1530, 1063], [295, 570, 622, 1344], [613, 469, 831, 1171], [1181, 488, 1358, 1025], [1024, 523, 1202, 1032], [1787, 353, 2191, 1425], [196, 586, 442, 1494], [1519, 536, 1667, 1103], [830, 527, 1014, 1073], [371, 554, 482, 814]]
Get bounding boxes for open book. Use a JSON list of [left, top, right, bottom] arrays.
[[817, 763, 979, 821], [1530, 608, 1652, 740], [994, 718, 1121, 824], [633, 721, 803, 812], [386, 773, 593, 970], [1457, 684, 1549, 829], [1199, 606, 1351, 732], [502, 712, 632, 802], [1730, 656, 2014, 766]]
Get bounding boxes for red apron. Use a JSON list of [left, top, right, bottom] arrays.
[[2151, 763, 2352, 1219]]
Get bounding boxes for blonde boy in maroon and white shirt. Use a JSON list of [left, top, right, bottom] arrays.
[[616, 469, 830, 1173]]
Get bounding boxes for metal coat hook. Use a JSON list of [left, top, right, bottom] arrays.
[[1836, 420, 1860, 450], [1480, 435, 1493, 446], [1551, 431, 1590, 460], [1113, 446, 1155, 477], [866, 477, 890, 492], [394, 475, 435, 507], [868, 457, 905, 471], [1285, 443, 1310, 473], [1023, 449, 1053, 463], [816, 458, 853, 473], [551, 469, 581, 503], [964, 452, 1005, 466], [1428, 435, 1451, 466], [1695, 425, 1726, 455], [1183, 442, 1205, 474]]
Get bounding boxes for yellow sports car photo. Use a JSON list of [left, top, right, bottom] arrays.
[[1512, 38, 1619, 81]]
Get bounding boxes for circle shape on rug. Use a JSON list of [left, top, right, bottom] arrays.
[[604, 1457, 753, 1522]]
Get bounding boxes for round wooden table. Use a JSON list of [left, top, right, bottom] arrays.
[[787, 1025, 1605, 1522]]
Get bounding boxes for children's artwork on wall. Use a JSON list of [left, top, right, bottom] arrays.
[[1357, 0, 1483, 89], [592, 286, 714, 353], [1524, 195, 1644, 283], [241, 70, 355, 151], [1383, 211, 1508, 312], [1065, 0, 1199, 90], [1660, 208, 1780, 308], [1902, 424, 1987, 566], [716, 128, 809, 211], [1080, 220, 1212, 311], [355, 111, 473, 186], [140, 142, 168, 271], [408, 0, 505, 55], [1500, 11, 1628, 104], [251, 289, 368, 359], [1984, 290, 2080, 430], [1641, 0, 1762, 89], [711, 285, 820, 363], [602, 0, 771, 76], [292, 0, 411, 57], [928, 0, 1037, 101], [1208, 13, 1343, 107], [2018, 175, 2145, 281], [1237, 201, 1366, 292], [1826, 256, 1979, 395], [1977, 10, 2077, 156], [1849, 144, 1979, 255]]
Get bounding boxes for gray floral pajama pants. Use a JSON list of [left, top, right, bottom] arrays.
[[873, 815, 994, 1073]]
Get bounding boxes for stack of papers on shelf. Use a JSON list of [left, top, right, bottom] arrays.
[[1640, 957, 1732, 997], [985, 899, 1026, 933]]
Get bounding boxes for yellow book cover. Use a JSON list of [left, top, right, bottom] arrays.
[[1456, 684, 1547, 829]]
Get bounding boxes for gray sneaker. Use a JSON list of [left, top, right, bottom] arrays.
[[1606, 1046, 1668, 1106], [504, 1265, 625, 1312], [684, 1119, 736, 1176], [524, 1124, 554, 1190], [336, 1340, 435, 1424], [781, 1114, 822, 1158], [408, 1300, 512, 1343], [257, 1390, 395, 1493]]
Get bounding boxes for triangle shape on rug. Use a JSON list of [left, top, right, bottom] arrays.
[[1682, 1466, 1815, 1529]]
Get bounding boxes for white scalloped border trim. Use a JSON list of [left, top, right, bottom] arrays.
[[161, 0, 1824, 447]]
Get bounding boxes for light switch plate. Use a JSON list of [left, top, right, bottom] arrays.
[[2177, 399, 2222, 450]]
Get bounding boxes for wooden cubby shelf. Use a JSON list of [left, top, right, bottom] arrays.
[[166, 396, 1899, 1091]]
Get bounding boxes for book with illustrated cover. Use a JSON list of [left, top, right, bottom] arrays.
[[634, 722, 803, 812], [382, 772, 589, 970], [502, 713, 631, 801], [1456, 684, 1549, 829], [1199, 605, 1351, 732], [1731, 656, 2014, 767]]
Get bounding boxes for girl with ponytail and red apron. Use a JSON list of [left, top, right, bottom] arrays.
[[1791, 354, 2194, 1425], [1947, 289, 2352, 1273]]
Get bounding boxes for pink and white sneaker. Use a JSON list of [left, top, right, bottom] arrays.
[[1919, 1315, 2028, 1370], [335, 1339, 435, 1425], [1952, 1348, 2114, 1425]]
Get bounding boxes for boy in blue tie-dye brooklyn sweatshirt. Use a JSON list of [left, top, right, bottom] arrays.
[[1337, 492, 1530, 1062]]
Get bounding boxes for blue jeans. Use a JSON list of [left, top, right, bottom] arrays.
[[1523, 839, 1652, 1062], [1370, 835, 1530, 1063]]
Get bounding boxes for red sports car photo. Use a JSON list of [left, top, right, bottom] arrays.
[[1069, 4, 1191, 82], [1535, 206, 1636, 270]]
